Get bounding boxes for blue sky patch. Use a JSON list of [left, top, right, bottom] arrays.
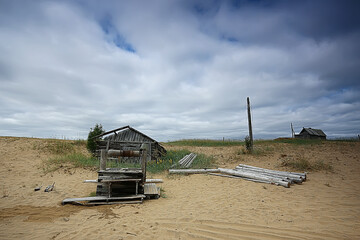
[[99, 15, 136, 53]]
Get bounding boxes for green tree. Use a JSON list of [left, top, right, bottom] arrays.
[[87, 124, 105, 155]]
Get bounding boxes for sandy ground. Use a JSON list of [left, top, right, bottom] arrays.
[[0, 137, 359, 240]]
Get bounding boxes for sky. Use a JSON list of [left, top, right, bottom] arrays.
[[0, 0, 359, 141]]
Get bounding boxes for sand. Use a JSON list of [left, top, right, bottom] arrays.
[[0, 137, 359, 239]]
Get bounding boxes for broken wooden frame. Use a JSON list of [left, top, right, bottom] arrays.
[[62, 143, 160, 205]]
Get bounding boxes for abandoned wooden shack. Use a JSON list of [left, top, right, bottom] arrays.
[[94, 125, 166, 163], [295, 127, 327, 140]]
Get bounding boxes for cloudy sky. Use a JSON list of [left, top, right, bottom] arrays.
[[0, 0, 359, 141]]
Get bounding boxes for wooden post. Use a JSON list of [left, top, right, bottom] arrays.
[[291, 123, 295, 138], [100, 149, 107, 171], [147, 143, 152, 162], [247, 97, 253, 151], [140, 143, 149, 183]]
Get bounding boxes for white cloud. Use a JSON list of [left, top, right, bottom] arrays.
[[0, 0, 359, 141]]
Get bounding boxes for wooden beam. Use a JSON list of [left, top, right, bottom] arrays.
[[100, 149, 107, 171], [218, 168, 290, 188], [107, 150, 141, 157], [140, 143, 149, 183], [169, 169, 220, 174]]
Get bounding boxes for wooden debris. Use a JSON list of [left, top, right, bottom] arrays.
[[62, 195, 145, 205], [218, 168, 290, 188], [169, 164, 307, 188], [83, 180, 98, 183], [169, 169, 220, 174], [83, 179, 163, 184], [34, 185, 42, 191], [236, 164, 307, 180], [171, 153, 197, 168], [208, 173, 274, 184], [44, 182, 55, 192], [145, 179, 163, 183], [63, 143, 161, 205], [144, 183, 160, 199]]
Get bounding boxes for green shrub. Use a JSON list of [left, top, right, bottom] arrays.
[[244, 135, 252, 151], [87, 124, 105, 155]]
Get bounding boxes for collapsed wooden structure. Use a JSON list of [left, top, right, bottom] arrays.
[[62, 143, 160, 205]]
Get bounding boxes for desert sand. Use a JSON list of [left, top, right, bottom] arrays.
[[0, 136, 359, 239]]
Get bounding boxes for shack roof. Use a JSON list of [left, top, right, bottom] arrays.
[[92, 125, 157, 142], [300, 128, 326, 137]]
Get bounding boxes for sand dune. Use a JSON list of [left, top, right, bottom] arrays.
[[0, 137, 359, 239]]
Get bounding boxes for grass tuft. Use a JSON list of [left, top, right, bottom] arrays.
[[272, 138, 323, 145], [88, 191, 97, 197], [160, 187, 167, 198], [281, 157, 333, 172]]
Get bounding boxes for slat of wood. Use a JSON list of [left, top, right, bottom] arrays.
[[62, 194, 146, 204], [144, 183, 159, 195], [84, 200, 143, 205], [101, 178, 141, 182]]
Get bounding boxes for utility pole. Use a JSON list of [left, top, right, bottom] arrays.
[[247, 97, 253, 151]]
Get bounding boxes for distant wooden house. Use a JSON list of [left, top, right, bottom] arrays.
[[295, 128, 326, 140], [94, 125, 166, 162]]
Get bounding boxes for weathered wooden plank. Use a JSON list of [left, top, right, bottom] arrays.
[[101, 178, 141, 182], [235, 167, 303, 184], [62, 194, 146, 204], [84, 200, 143, 205], [184, 154, 197, 168], [140, 143, 148, 183], [145, 179, 163, 183], [107, 150, 141, 157], [208, 173, 273, 184], [218, 168, 290, 188], [83, 180, 98, 183], [236, 164, 306, 180], [169, 169, 220, 174], [100, 149, 107, 171], [98, 169, 142, 174], [144, 183, 159, 195]]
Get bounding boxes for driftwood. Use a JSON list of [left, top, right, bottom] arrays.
[[169, 169, 220, 174], [218, 168, 290, 188]]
